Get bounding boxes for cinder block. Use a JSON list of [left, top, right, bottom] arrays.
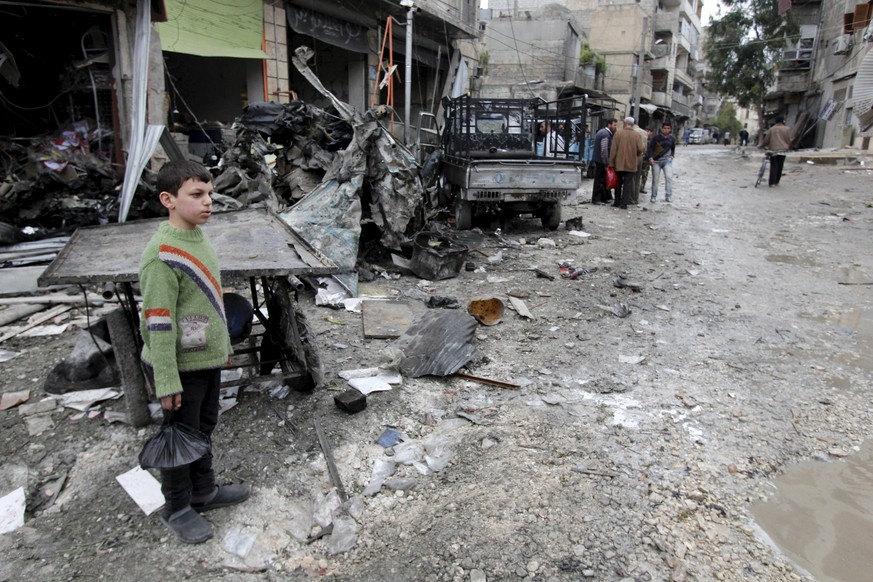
[[334, 388, 367, 413]]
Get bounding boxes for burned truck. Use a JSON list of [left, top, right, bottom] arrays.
[[436, 96, 585, 230]]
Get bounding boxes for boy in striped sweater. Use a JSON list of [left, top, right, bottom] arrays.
[[139, 160, 250, 544]]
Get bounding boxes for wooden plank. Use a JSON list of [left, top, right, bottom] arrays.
[[0, 304, 73, 344], [362, 300, 413, 339]]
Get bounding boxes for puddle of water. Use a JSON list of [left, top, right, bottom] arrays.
[[752, 441, 873, 582], [804, 307, 873, 388]]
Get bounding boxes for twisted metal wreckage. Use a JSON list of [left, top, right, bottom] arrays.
[[1, 47, 432, 293]]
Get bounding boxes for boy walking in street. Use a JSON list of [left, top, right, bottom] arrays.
[[139, 160, 250, 544], [648, 122, 676, 203]]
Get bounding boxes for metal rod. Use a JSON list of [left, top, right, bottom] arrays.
[[314, 419, 348, 502]]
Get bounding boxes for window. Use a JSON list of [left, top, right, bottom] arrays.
[[782, 25, 817, 70]]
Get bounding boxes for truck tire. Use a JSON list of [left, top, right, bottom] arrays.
[[542, 203, 561, 231], [455, 200, 473, 230], [106, 308, 151, 427]]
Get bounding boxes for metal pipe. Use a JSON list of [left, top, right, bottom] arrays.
[[404, 4, 414, 145], [287, 275, 305, 292], [102, 282, 116, 300]]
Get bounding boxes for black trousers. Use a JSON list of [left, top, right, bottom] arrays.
[[158, 368, 221, 513], [592, 162, 613, 203], [769, 154, 786, 186], [616, 170, 635, 207]]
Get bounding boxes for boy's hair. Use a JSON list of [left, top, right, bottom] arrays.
[[156, 160, 212, 196], [661, 121, 672, 128]]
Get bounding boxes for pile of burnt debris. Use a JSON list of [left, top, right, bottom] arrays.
[[1, 95, 430, 271], [0, 120, 119, 244]]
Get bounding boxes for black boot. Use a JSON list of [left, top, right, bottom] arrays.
[[161, 506, 213, 544], [191, 483, 252, 512]]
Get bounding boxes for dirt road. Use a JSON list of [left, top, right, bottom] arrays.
[[1, 146, 872, 581]]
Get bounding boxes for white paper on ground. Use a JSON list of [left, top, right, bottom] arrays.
[[116, 466, 164, 516], [568, 230, 592, 238], [0, 487, 26, 534], [58, 388, 121, 411], [348, 375, 399, 395]]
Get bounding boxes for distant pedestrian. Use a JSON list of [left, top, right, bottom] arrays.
[[647, 121, 676, 203], [682, 128, 690, 146], [631, 122, 648, 204], [723, 131, 731, 146], [739, 127, 750, 147], [591, 118, 617, 205], [759, 116, 793, 187], [608, 116, 644, 210], [639, 127, 654, 194]]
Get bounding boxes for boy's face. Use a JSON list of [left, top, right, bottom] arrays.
[[160, 178, 214, 230]]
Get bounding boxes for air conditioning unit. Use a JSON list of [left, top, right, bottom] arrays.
[[834, 34, 852, 55]]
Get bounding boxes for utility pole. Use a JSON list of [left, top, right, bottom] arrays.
[[632, 16, 648, 123], [403, 0, 415, 145]]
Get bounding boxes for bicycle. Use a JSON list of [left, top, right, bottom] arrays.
[[755, 151, 772, 188]]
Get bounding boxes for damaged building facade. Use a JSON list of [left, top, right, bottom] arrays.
[[765, 0, 873, 151], [0, 0, 480, 235], [481, 0, 707, 131]]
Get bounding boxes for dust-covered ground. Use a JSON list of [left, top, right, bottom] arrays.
[[1, 146, 873, 581]]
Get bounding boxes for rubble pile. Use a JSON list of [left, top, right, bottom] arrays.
[[0, 121, 119, 238], [213, 100, 354, 210]]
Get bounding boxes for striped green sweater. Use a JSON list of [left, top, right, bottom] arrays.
[[139, 222, 231, 398]]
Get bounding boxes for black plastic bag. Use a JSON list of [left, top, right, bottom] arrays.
[[138, 416, 211, 469]]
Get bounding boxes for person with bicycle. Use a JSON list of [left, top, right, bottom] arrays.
[[759, 116, 792, 187], [647, 121, 676, 203]]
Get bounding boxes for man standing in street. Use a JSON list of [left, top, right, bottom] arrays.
[[608, 117, 644, 210], [631, 121, 649, 205], [760, 116, 792, 187], [640, 127, 654, 195], [648, 121, 676, 203], [591, 118, 617, 205], [739, 126, 750, 147]]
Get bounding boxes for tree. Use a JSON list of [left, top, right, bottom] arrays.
[[703, 0, 798, 131], [713, 102, 743, 138]]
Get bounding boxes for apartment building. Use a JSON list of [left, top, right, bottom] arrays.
[[482, 0, 706, 130], [766, 0, 873, 151]]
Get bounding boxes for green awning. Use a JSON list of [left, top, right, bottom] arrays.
[[156, 0, 268, 59]]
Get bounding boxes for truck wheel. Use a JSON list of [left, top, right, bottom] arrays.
[[106, 308, 151, 427], [542, 203, 561, 231], [455, 201, 473, 230]]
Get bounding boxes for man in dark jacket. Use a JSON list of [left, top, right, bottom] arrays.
[[647, 121, 677, 203], [591, 119, 617, 205]]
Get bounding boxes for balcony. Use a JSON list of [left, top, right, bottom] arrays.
[[654, 12, 678, 35], [649, 55, 673, 72], [651, 91, 672, 108], [673, 68, 694, 90], [415, 0, 478, 36], [775, 69, 810, 94], [671, 93, 692, 116]]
